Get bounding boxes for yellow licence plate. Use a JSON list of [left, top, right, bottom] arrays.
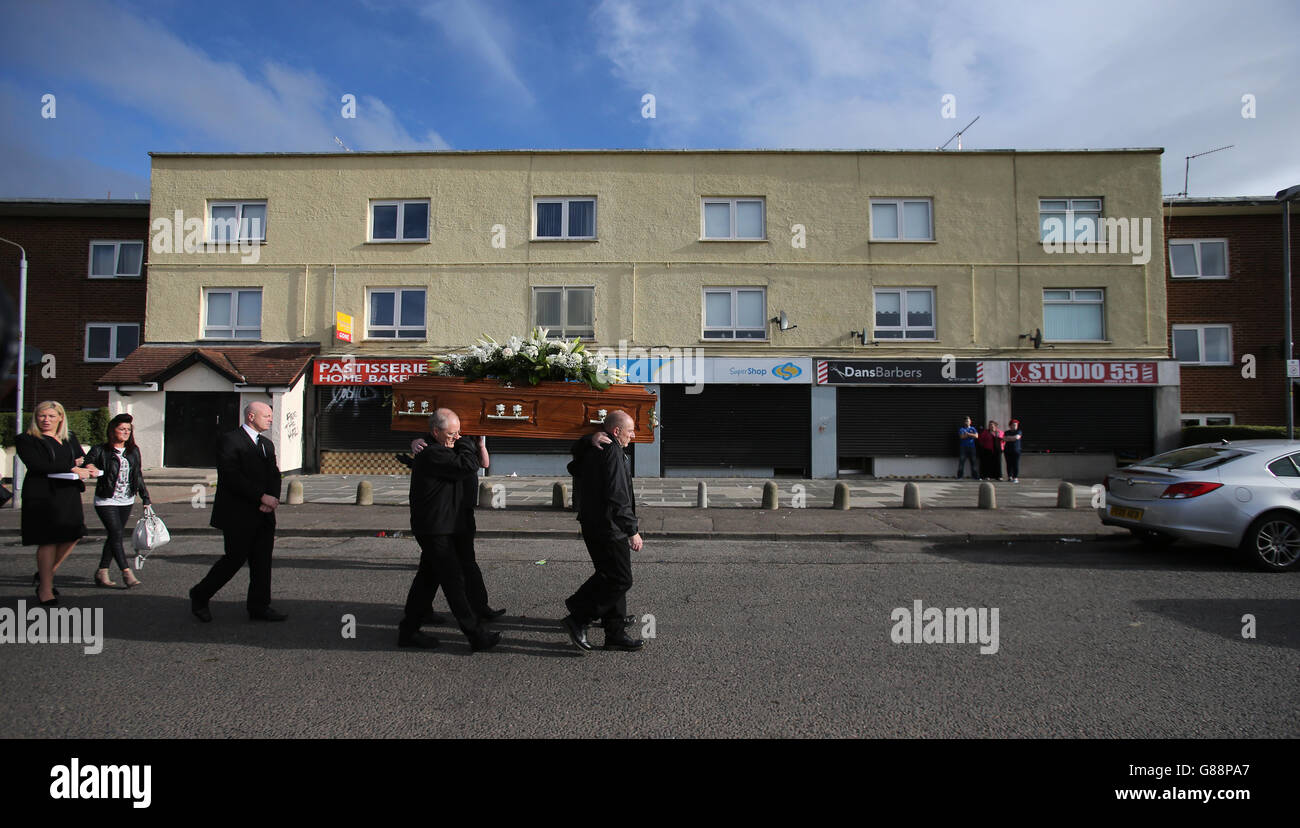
[[1109, 505, 1144, 521]]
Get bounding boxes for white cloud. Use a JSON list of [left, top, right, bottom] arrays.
[[414, 0, 536, 107]]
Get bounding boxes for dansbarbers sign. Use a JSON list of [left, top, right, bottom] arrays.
[[816, 360, 984, 385], [1009, 361, 1157, 384]]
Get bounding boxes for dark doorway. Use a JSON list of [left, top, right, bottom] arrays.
[[164, 391, 240, 467]]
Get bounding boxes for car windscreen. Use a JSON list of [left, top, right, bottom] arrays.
[[1135, 446, 1252, 471]]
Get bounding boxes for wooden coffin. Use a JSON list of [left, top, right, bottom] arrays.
[[391, 376, 657, 442]]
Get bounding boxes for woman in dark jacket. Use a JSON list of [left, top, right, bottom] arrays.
[[85, 413, 151, 588], [16, 401, 97, 605]]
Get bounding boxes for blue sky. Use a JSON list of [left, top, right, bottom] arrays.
[[1, 0, 1298, 198]]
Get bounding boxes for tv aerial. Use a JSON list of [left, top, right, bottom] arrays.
[[938, 116, 980, 151]]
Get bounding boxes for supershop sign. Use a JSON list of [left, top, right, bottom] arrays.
[[314, 358, 429, 385], [1009, 361, 1157, 384]]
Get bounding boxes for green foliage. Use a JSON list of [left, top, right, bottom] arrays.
[[1180, 424, 1289, 446], [1, 408, 111, 448]]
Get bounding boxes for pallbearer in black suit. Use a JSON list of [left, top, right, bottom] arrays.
[[398, 408, 501, 652], [189, 401, 286, 623], [560, 410, 645, 652]]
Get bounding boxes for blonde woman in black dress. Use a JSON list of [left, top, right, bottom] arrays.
[[16, 401, 98, 605]]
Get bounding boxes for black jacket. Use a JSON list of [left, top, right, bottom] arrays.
[[568, 435, 637, 538], [210, 428, 282, 532], [409, 439, 480, 535], [85, 443, 151, 504], [15, 432, 85, 500]]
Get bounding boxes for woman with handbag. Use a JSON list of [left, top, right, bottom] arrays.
[[16, 401, 98, 605], [85, 413, 151, 588]]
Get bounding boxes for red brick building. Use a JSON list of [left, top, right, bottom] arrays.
[[0, 199, 150, 413], [1164, 196, 1300, 427]]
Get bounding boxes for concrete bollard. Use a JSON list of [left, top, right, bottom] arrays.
[[478, 481, 493, 508], [356, 480, 373, 506], [286, 478, 304, 505], [832, 482, 851, 510], [1056, 482, 1076, 509], [902, 482, 921, 509], [761, 481, 779, 510], [978, 481, 996, 510], [696, 481, 708, 509], [552, 482, 568, 510]]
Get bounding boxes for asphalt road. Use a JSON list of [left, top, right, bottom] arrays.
[[1, 534, 1295, 738]]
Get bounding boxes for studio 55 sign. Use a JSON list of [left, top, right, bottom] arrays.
[[1009, 361, 1157, 384], [816, 360, 983, 385]]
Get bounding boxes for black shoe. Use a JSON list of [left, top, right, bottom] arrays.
[[478, 607, 507, 621], [561, 615, 593, 652], [248, 607, 288, 622], [398, 631, 440, 649], [189, 587, 212, 623], [604, 634, 645, 652], [32, 573, 59, 596], [469, 630, 502, 652], [34, 586, 58, 607], [420, 609, 447, 624]]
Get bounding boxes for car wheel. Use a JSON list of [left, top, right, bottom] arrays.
[[1129, 528, 1176, 547], [1241, 513, 1300, 572]]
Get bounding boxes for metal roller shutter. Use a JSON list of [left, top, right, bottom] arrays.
[[1010, 388, 1153, 456], [661, 384, 811, 472], [317, 386, 412, 451], [837, 387, 985, 456]]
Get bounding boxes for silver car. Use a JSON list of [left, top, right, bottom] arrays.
[[1098, 440, 1300, 571]]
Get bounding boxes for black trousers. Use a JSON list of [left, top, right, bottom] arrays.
[[193, 519, 275, 611], [1005, 450, 1021, 478], [426, 527, 491, 615], [978, 448, 1003, 479], [401, 533, 482, 639], [566, 528, 633, 632], [94, 504, 134, 570]]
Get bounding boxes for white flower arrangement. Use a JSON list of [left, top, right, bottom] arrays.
[[431, 327, 628, 389]]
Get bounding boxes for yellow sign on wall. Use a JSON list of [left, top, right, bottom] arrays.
[[336, 312, 353, 343]]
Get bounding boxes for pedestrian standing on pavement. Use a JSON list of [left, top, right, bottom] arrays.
[[957, 416, 978, 479], [977, 420, 1004, 480], [85, 413, 150, 588], [189, 401, 286, 623], [560, 410, 644, 653], [397, 408, 500, 652], [1003, 418, 1024, 483]]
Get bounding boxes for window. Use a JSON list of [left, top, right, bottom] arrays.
[[1172, 325, 1231, 365], [369, 200, 429, 242], [204, 289, 262, 339], [367, 288, 426, 339], [1169, 239, 1228, 279], [873, 288, 935, 339], [1039, 198, 1102, 243], [534, 198, 596, 239], [701, 198, 765, 240], [88, 241, 144, 278], [1043, 289, 1105, 341], [870, 198, 933, 241], [1267, 453, 1300, 477], [85, 324, 139, 362], [209, 201, 267, 243], [533, 286, 594, 338], [703, 288, 766, 339], [1181, 414, 1235, 428]]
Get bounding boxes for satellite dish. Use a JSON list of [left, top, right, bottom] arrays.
[[772, 311, 797, 331]]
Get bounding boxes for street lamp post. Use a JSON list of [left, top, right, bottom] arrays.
[[0, 237, 26, 507], [1278, 186, 1300, 440]]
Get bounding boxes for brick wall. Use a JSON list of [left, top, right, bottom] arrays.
[[1165, 209, 1300, 426], [0, 212, 150, 413]]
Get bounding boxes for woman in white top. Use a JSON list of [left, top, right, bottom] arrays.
[[84, 414, 152, 588]]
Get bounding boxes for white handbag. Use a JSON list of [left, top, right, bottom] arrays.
[[132, 505, 171, 553]]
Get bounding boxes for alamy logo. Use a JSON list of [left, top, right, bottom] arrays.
[[890, 600, 999, 655], [50, 758, 151, 808], [1041, 215, 1152, 265], [0, 601, 103, 654]]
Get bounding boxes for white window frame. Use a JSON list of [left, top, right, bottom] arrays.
[[203, 288, 262, 340], [1171, 324, 1232, 365], [366, 287, 427, 340], [872, 287, 936, 340], [869, 198, 934, 241], [208, 200, 267, 243], [1169, 238, 1229, 279], [1042, 288, 1106, 342], [1039, 197, 1104, 243], [702, 287, 767, 340], [1181, 413, 1235, 428], [84, 323, 140, 362], [700, 198, 766, 241], [532, 286, 595, 339], [368, 199, 430, 242], [532, 197, 597, 240], [87, 240, 144, 279]]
